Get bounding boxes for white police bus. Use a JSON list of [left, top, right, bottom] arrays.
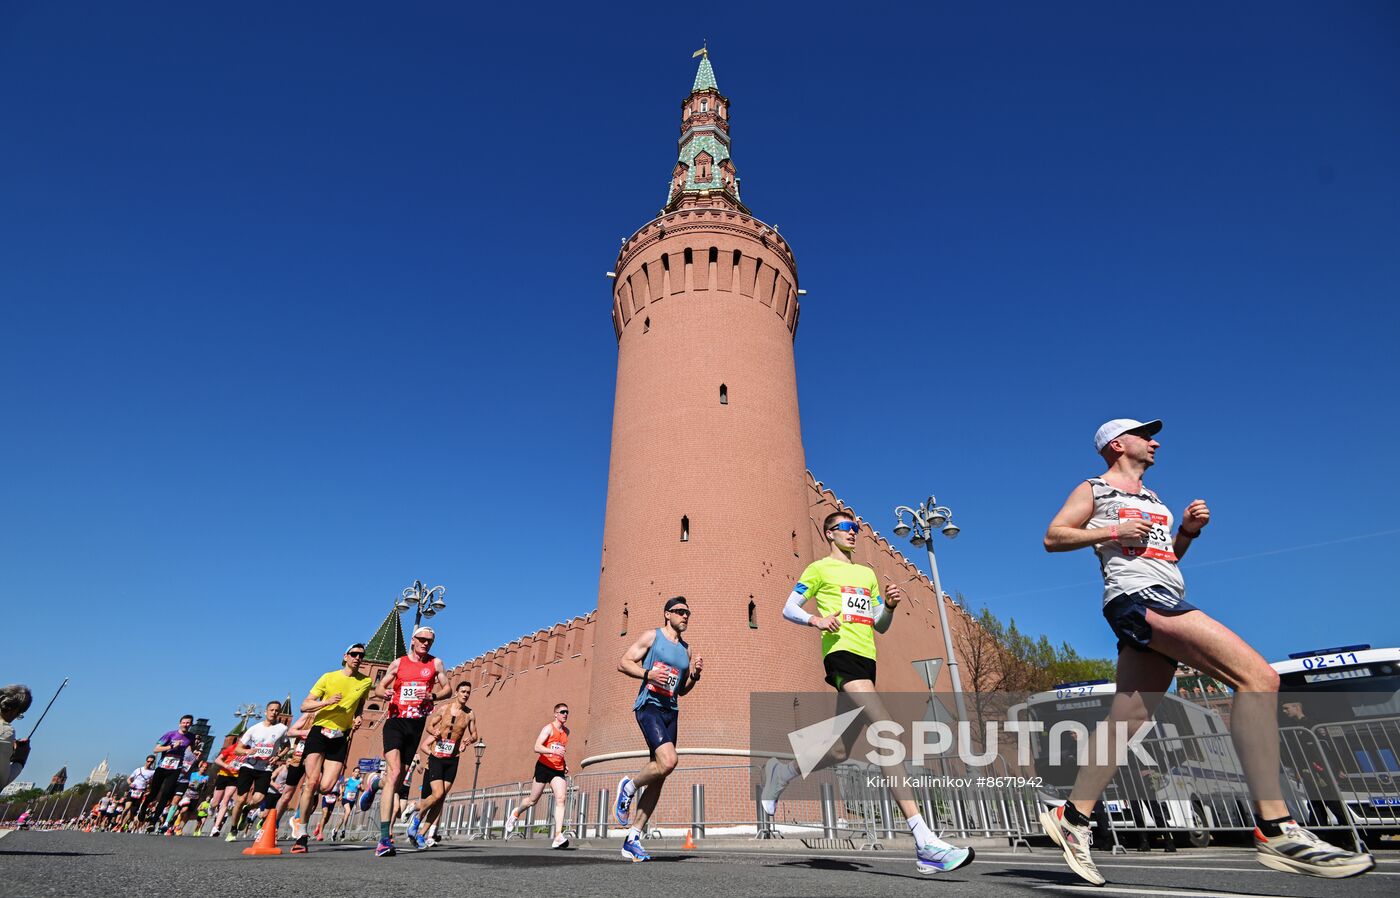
[[1011, 680, 1266, 846], [1271, 644, 1400, 834]]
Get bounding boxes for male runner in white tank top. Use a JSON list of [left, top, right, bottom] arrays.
[[1041, 418, 1372, 883]]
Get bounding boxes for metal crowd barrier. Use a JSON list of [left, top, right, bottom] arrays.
[[1032, 720, 1400, 851], [430, 759, 1041, 845]]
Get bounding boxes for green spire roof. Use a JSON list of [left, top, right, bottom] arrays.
[[226, 717, 248, 738], [364, 606, 407, 665], [692, 54, 717, 93]]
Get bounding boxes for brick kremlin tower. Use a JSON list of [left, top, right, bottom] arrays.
[[582, 51, 821, 771]]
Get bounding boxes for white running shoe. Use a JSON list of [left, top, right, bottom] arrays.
[[614, 776, 635, 826], [760, 757, 795, 817], [1254, 822, 1375, 879], [1040, 804, 1105, 886], [915, 841, 974, 874], [504, 812, 519, 838], [551, 835, 569, 849]]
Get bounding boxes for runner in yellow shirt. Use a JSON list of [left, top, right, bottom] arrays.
[[290, 643, 373, 853]]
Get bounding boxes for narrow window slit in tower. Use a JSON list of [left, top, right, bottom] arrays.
[[644, 317, 650, 332], [661, 253, 670, 272], [748, 597, 758, 629], [684, 247, 693, 265], [719, 384, 728, 405], [709, 247, 718, 264], [680, 516, 690, 542], [621, 602, 628, 637]]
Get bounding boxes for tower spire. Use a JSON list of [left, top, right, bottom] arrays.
[[363, 604, 407, 665], [691, 43, 716, 92], [667, 49, 746, 214]]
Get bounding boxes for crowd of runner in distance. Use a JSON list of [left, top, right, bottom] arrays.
[[39, 419, 1374, 881]]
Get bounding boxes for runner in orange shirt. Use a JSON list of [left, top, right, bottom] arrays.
[[505, 702, 571, 848]]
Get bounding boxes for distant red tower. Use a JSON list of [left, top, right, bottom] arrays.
[[583, 52, 821, 771]]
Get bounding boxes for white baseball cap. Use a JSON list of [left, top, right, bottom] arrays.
[[412, 626, 436, 639], [1094, 418, 1162, 452]]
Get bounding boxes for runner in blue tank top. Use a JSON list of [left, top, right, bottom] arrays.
[[613, 596, 704, 862]]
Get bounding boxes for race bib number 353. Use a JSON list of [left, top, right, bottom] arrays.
[[1118, 509, 1177, 561], [399, 683, 426, 704], [840, 585, 876, 626]]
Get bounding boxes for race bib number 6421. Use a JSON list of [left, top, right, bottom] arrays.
[[840, 585, 875, 626]]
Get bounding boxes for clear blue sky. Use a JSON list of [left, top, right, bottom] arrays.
[[3, 2, 1397, 786]]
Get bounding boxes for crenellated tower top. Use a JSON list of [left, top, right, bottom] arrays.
[[666, 50, 747, 214]]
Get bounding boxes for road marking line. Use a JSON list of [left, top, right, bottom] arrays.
[[1011, 859, 1398, 876], [563, 844, 1400, 876], [1036, 886, 1297, 898]]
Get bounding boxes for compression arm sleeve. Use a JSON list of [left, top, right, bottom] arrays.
[[783, 590, 813, 626], [873, 602, 893, 634]]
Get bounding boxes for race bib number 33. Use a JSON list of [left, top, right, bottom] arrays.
[[840, 585, 876, 626]]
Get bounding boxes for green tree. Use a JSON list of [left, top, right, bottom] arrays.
[[955, 601, 1116, 697]]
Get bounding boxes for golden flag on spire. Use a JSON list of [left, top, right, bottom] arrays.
[[692, 41, 708, 58]]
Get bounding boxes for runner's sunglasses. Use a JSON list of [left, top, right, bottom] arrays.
[[829, 521, 860, 533]]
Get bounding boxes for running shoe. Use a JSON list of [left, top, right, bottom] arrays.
[[759, 757, 795, 817], [291, 835, 309, 854], [1040, 804, 1104, 886], [409, 831, 427, 850], [290, 817, 305, 841], [1254, 822, 1375, 879], [915, 842, 974, 874], [375, 837, 396, 858], [551, 835, 570, 849], [424, 836, 438, 849], [225, 832, 237, 843], [209, 828, 219, 838], [620, 835, 650, 862], [504, 812, 519, 838], [407, 814, 421, 841], [615, 776, 635, 826]]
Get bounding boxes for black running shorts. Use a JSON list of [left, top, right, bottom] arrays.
[[533, 760, 565, 785], [823, 650, 877, 690], [1103, 586, 1199, 659], [382, 717, 427, 758], [235, 767, 272, 796], [304, 727, 350, 764]]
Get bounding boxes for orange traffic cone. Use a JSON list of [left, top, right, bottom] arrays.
[[682, 830, 697, 850], [242, 811, 282, 856]]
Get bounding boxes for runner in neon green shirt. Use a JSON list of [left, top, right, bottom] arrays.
[[765, 509, 973, 874]]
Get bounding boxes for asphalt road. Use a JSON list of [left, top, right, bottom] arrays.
[[1, 830, 1395, 898]]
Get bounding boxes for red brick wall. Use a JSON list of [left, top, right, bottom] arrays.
[[346, 615, 599, 793]]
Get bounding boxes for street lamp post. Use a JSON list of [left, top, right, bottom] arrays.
[[233, 703, 258, 732], [468, 740, 486, 837], [395, 579, 447, 631], [893, 496, 968, 722]]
